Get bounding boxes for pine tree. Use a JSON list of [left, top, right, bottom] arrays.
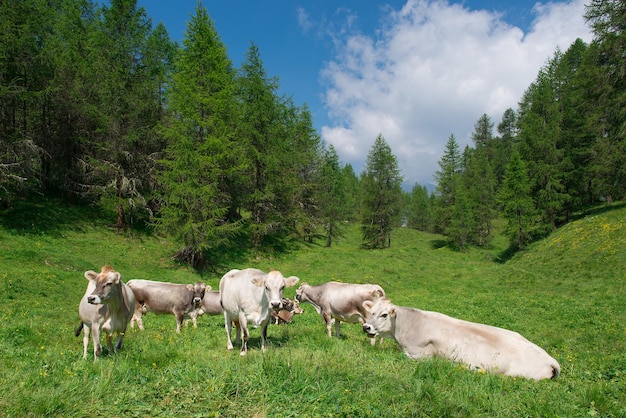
[[584, 1, 626, 203], [318, 145, 347, 247], [498, 149, 536, 250], [407, 183, 432, 232], [360, 134, 403, 249], [157, 4, 240, 266], [433, 134, 461, 234], [237, 43, 284, 246], [517, 50, 570, 233]]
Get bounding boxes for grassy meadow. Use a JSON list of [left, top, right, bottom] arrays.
[[0, 198, 625, 417]]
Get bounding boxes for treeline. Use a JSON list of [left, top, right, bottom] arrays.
[[405, 0, 625, 251], [0, 0, 403, 265], [1, 0, 623, 262]]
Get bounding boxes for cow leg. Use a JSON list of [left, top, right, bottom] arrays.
[[323, 313, 333, 337], [91, 326, 102, 361], [224, 312, 234, 350], [105, 332, 114, 355], [260, 321, 269, 353], [175, 313, 184, 333], [239, 313, 249, 355], [114, 334, 124, 351], [82, 324, 90, 359], [334, 320, 341, 338]]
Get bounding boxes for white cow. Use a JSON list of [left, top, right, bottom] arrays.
[[219, 268, 299, 355], [296, 281, 385, 345], [362, 298, 560, 380], [75, 266, 136, 361]]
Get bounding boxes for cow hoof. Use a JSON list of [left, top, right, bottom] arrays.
[[240, 351, 247, 356]]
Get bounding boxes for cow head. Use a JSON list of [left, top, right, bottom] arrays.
[[186, 282, 208, 308], [362, 297, 396, 338], [86, 266, 122, 305], [295, 283, 310, 303], [252, 270, 300, 311]]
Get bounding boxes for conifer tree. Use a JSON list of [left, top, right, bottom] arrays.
[[360, 134, 403, 249], [157, 4, 240, 266], [498, 149, 536, 250], [319, 145, 347, 247], [407, 184, 432, 232], [433, 134, 461, 234]]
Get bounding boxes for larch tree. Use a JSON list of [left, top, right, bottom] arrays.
[[360, 134, 403, 249], [157, 4, 241, 267]]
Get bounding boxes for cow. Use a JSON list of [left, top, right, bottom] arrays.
[[362, 297, 561, 380], [219, 268, 299, 355], [184, 290, 223, 328], [75, 266, 136, 361], [271, 297, 304, 325], [295, 281, 385, 345], [126, 279, 208, 333]]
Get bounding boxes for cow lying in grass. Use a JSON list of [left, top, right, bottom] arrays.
[[362, 297, 560, 380]]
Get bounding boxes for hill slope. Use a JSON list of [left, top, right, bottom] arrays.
[[0, 198, 624, 417]]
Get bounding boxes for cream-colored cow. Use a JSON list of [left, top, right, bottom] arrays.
[[362, 297, 560, 380], [75, 266, 136, 361]]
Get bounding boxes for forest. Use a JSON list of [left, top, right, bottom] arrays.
[[1, 0, 624, 265]]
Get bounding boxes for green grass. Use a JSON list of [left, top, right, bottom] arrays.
[[1, 197, 625, 417]]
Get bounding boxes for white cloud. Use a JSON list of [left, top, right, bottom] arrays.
[[320, 0, 592, 186]]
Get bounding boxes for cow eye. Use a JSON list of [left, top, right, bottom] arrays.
[[381, 313, 388, 318]]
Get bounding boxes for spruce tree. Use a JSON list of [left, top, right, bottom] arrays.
[[433, 134, 461, 234], [498, 149, 536, 250], [157, 4, 240, 266], [360, 134, 403, 249], [319, 145, 347, 247]]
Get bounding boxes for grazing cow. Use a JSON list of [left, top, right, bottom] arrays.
[[219, 268, 300, 355], [362, 298, 561, 380], [127, 279, 208, 333], [271, 297, 304, 325], [184, 290, 223, 328], [295, 281, 385, 345], [75, 266, 136, 361]]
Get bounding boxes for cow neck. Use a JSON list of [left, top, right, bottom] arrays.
[[302, 289, 322, 315]]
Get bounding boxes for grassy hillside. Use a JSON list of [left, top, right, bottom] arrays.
[[0, 198, 624, 417]]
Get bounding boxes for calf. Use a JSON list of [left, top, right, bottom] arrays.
[[296, 281, 385, 345], [271, 297, 304, 325], [127, 279, 208, 333], [76, 266, 136, 361], [219, 268, 299, 355], [185, 290, 223, 327], [362, 297, 561, 380]]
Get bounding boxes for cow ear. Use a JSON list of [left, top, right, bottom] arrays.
[[363, 300, 374, 312], [84, 270, 97, 281], [205, 285, 212, 292], [285, 276, 300, 288], [372, 289, 384, 298], [389, 307, 397, 318], [113, 272, 122, 283], [251, 276, 265, 287], [186, 284, 194, 291]]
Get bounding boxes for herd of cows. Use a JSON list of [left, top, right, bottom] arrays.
[[76, 265, 560, 380]]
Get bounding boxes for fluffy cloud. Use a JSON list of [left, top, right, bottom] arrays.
[[319, 0, 592, 186]]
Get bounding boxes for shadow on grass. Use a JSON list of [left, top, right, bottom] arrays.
[[0, 195, 112, 236], [430, 239, 448, 249]]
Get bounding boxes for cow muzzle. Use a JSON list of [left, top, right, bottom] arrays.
[[87, 295, 101, 305], [270, 300, 282, 311], [362, 324, 376, 337]]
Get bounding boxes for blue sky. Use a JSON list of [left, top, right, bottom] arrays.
[[138, 0, 592, 187]]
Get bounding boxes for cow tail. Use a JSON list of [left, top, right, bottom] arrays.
[[74, 321, 84, 337]]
